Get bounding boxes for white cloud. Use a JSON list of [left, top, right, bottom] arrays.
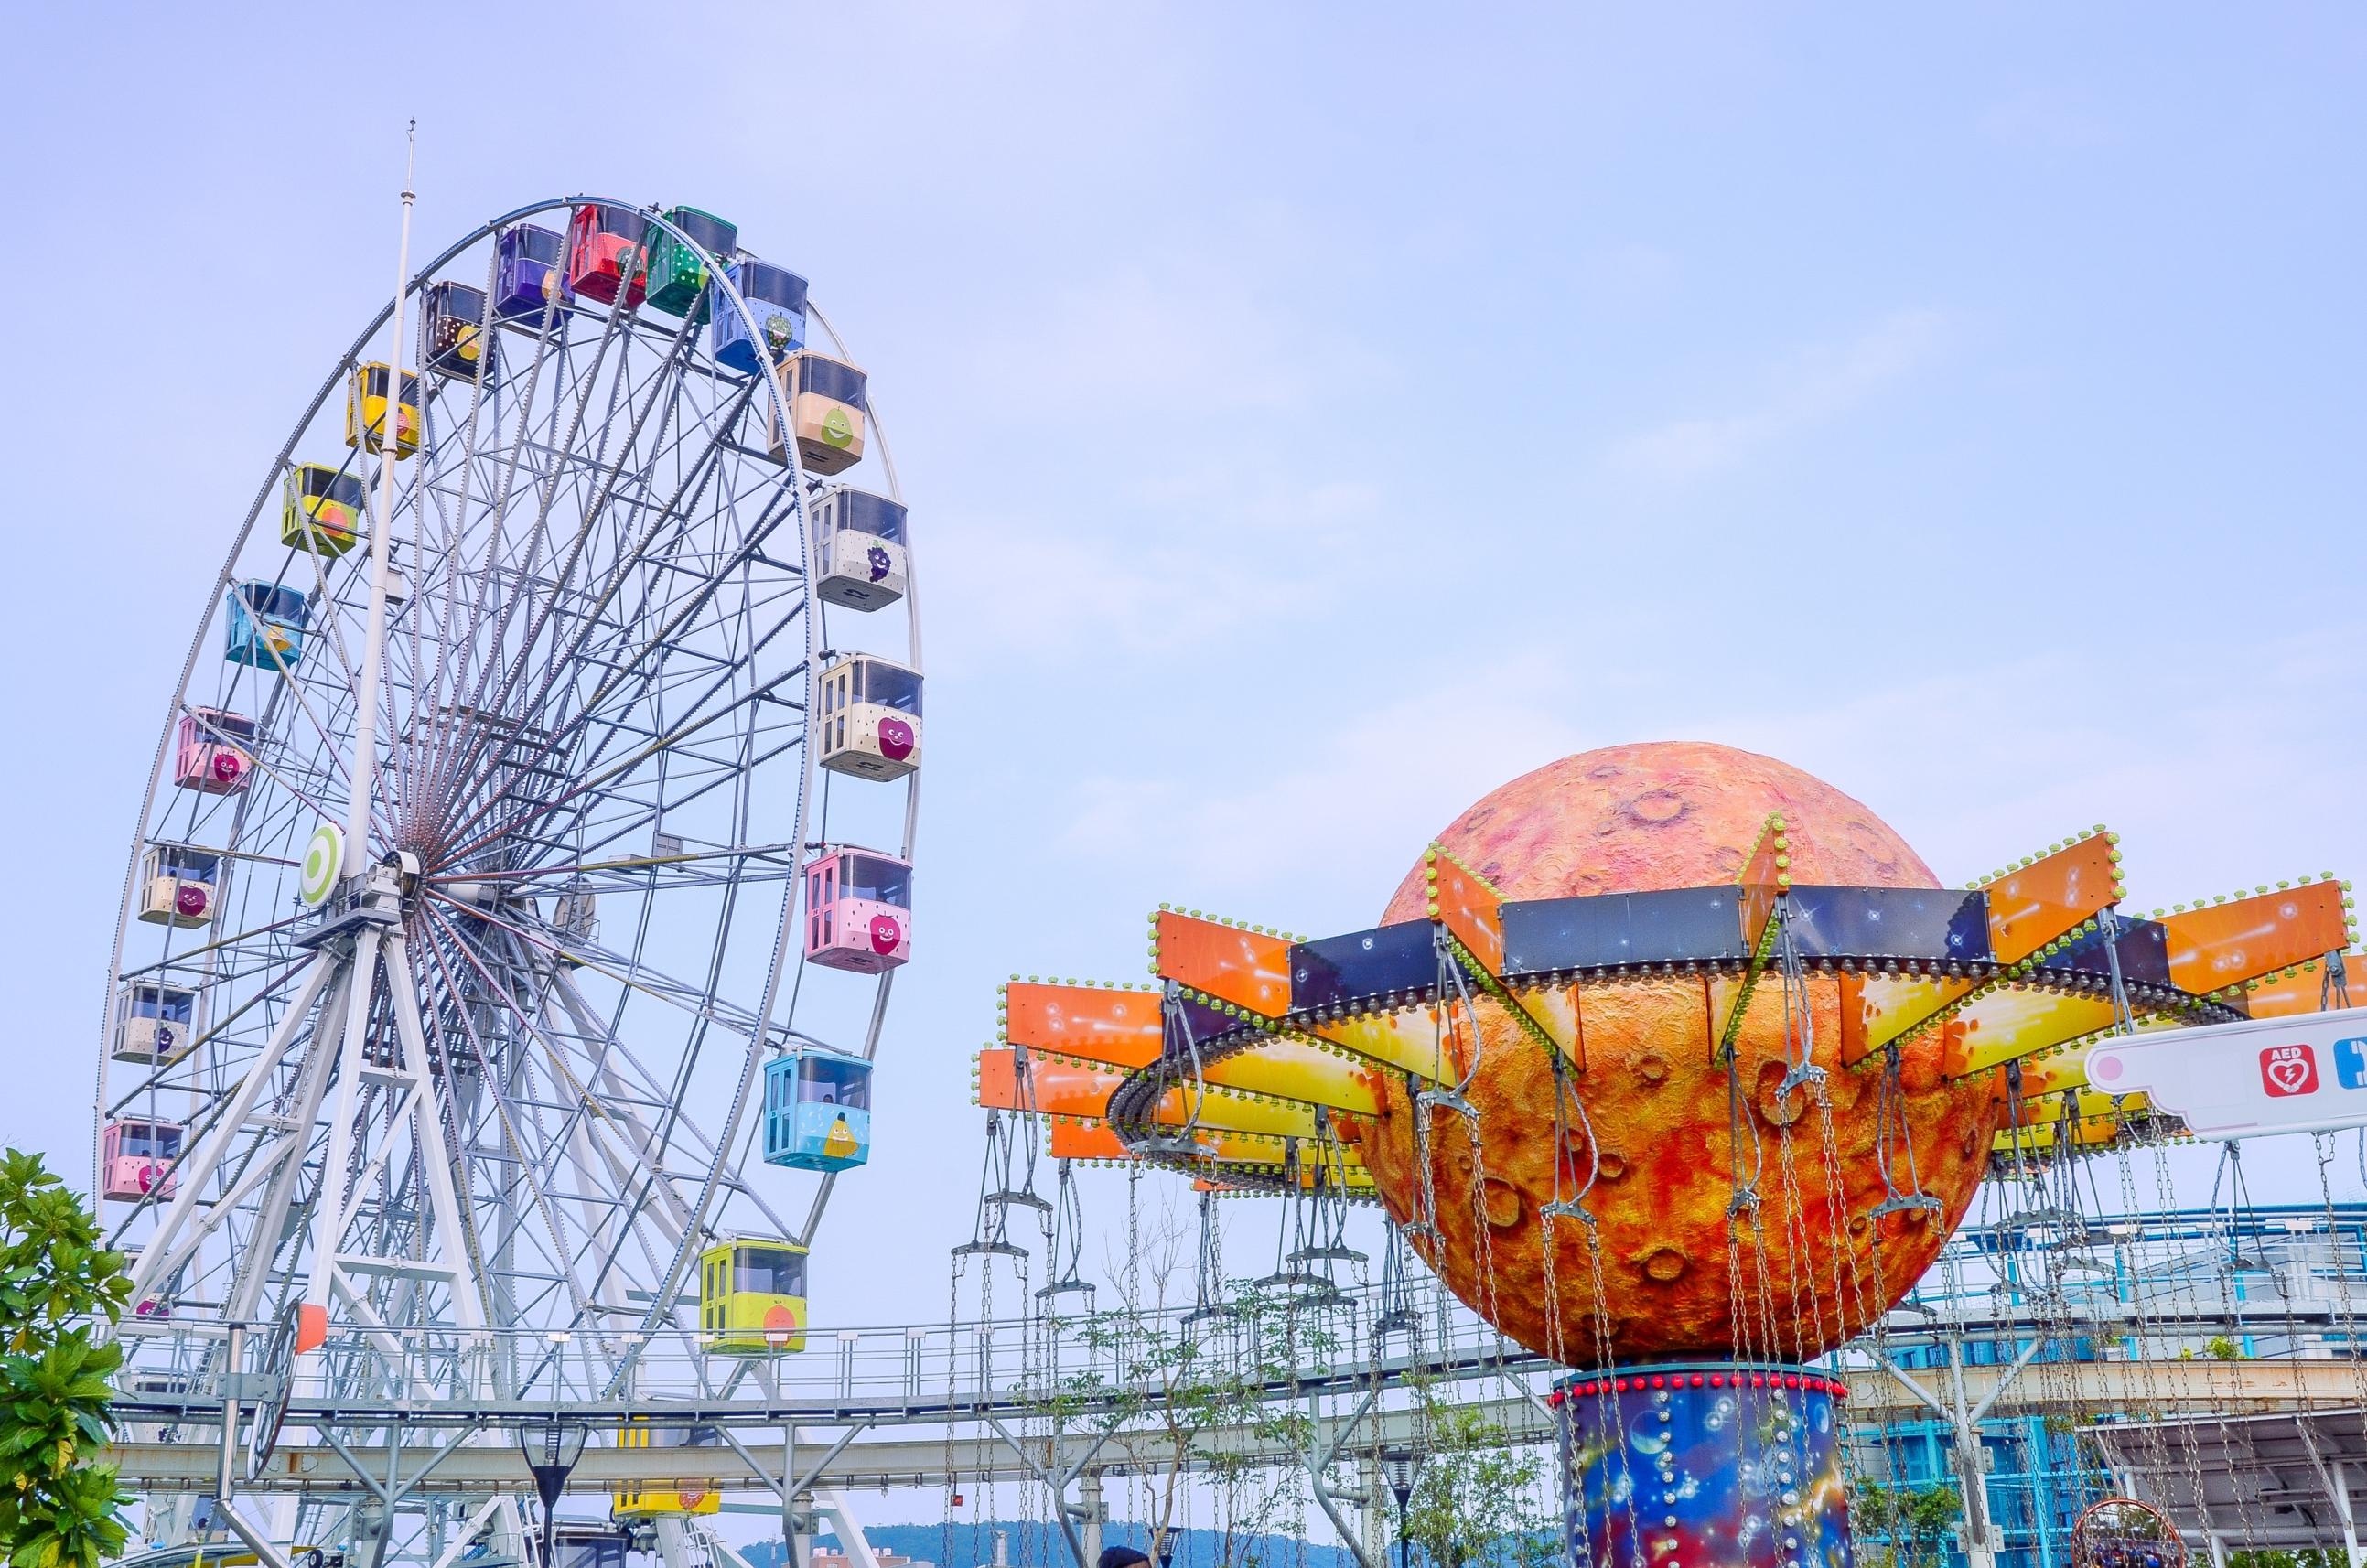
[[1601, 309, 1953, 484], [922, 473, 1384, 660], [998, 263, 1398, 419], [1634, 618, 2367, 904], [1051, 648, 1594, 918]]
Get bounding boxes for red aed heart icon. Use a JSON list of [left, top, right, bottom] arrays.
[[2261, 1044, 2319, 1098]]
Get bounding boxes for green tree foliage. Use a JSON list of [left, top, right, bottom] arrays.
[[1043, 1198, 1332, 1568], [1851, 1479, 1962, 1568], [0, 1148, 134, 1568], [1070, 1281, 1327, 1567], [1400, 1393, 1555, 1568]]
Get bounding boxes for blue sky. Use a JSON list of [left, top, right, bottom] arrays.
[[3, 3, 2365, 1351]]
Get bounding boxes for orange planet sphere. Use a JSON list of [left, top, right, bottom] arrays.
[[1347, 741, 1998, 1365]]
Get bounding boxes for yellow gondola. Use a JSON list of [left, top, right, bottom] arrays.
[[697, 1237, 807, 1355], [281, 464, 367, 559], [344, 362, 422, 457], [612, 1421, 723, 1516]]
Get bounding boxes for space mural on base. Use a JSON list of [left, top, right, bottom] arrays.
[[1555, 1365, 1851, 1568]]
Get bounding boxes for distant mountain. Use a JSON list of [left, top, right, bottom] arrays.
[[744, 1521, 1356, 1568]]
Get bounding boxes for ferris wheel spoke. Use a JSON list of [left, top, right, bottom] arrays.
[[436, 896, 785, 1078], [250, 641, 360, 800], [424, 906, 752, 1194], [435, 318, 706, 777], [103, 952, 316, 1118], [404, 312, 647, 823], [425, 392, 770, 857], [408, 312, 581, 808], [469, 363, 768, 742], [417, 903, 732, 1207], [401, 248, 503, 753], [431, 655, 805, 873], [550, 972, 793, 1246], [415, 933, 606, 1337], [414, 907, 738, 1356], [422, 842, 802, 904], [108, 200, 904, 1443], [116, 905, 318, 984]]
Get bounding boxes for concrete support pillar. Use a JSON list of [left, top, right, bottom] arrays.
[[2326, 1460, 2365, 1568], [1078, 1473, 1105, 1568]]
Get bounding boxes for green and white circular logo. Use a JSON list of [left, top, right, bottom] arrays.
[[822, 407, 854, 448], [300, 822, 345, 907]]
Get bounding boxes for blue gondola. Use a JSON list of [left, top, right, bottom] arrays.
[[761, 1049, 871, 1172], [711, 260, 809, 374], [493, 222, 571, 326], [225, 582, 309, 670]]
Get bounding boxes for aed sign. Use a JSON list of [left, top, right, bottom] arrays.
[[2086, 1006, 2367, 1139], [2259, 1044, 2318, 1098]]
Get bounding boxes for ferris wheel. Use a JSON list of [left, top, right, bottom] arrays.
[[94, 195, 920, 1402]]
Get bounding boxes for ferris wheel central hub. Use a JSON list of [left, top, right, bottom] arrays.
[[293, 864, 407, 950], [294, 851, 422, 950]]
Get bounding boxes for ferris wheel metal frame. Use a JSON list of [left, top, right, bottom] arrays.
[[93, 192, 920, 1480]]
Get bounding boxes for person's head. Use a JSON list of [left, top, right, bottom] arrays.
[[1097, 1548, 1150, 1568]]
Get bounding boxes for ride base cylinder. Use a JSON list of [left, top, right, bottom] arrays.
[[1554, 1362, 1853, 1568]]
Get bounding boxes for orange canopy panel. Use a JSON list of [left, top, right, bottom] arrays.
[[1190, 1170, 1378, 1194], [1984, 835, 2122, 965], [2160, 883, 2350, 996], [975, 1047, 1326, 1141], [1049, 1120, 1129, 1159], [974, 1048, 1122, 1120], [1306, 1006, 1462, 1083], [1942, 989, 2120, 1079], [2012, 1047, 2092, 1098], [1425, 846, 1504, 976], [1045, 1117, 1375, 1189], [1520, 985, 1587, 1069], [1153, 911, 1293, 1015], [1738, 815, 1791, 959], [1839, 972, 1983, 1066], [1201, 1037, 1383, 1115], [1993, 1090, 2146, 1154], [2002, 1013, 2212, 1097], [1002, 983, 1163, 1069], [2244, 953, 2367, 1019], [1834, 834, 2124, 1059]]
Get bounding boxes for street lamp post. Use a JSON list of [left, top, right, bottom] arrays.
[[518, 1420, 588, 1568], [1385, 1452, 1424, 1568]]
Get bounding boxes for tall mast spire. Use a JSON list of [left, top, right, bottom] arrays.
[[344, 119, 416, 858]]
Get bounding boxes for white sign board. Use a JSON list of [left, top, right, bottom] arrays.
[[2086, 1005, 2367, 1139]]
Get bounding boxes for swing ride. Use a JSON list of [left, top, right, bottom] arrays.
[[976, 739, 2367, 1568]]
